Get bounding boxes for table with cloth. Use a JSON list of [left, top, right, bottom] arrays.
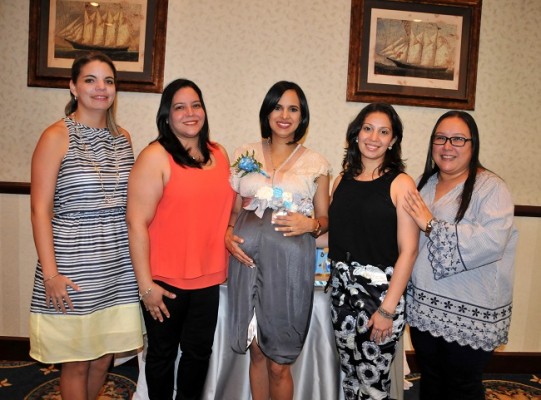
[[133, 284, 404, 400]]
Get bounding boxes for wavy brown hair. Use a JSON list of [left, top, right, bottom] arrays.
[[341, 103, 405, 179]]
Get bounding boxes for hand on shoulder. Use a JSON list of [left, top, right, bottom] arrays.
[[396, 172, 416, 189], [392, 173, 417, 204]]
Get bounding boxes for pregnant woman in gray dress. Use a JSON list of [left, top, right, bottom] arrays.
[[226, 81, 330, 400]]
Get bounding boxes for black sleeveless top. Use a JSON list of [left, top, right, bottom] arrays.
[[328, 171, 400, 268]]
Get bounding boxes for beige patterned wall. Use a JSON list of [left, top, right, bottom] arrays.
[[1, 0, 540, 204], [0, 1, 540, 349]]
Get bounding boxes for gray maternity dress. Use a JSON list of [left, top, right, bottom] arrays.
[[228, 140, 330, 364]]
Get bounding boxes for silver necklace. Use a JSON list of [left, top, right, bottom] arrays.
[[72, 116, 120, 204]]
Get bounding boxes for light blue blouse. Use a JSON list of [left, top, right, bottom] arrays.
[[406, 170, 519, 351]]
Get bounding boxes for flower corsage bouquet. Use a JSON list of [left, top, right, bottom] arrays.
[[232, 151, 313, 218], [254, 186, 313, 217], [232, 150, 269, 178]]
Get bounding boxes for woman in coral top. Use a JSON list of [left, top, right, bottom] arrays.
[[127, 79, 235, 399]]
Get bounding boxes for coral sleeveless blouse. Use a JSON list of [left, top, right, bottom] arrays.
[[148, 146, 235, 289]]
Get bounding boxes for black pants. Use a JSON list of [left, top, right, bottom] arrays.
[[410, 327, 493, 400], [143, 281, 220, 400]]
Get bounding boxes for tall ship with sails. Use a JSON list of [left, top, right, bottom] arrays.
[[58, 9, 131, 52], [378, 22, 453, 73]]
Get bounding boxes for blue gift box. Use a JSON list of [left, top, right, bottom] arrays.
[[314, 247, 330, 287]]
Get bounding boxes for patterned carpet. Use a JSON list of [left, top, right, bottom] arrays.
[[1, 361, 540, 399], [0, 360, 137, 399], [404, 373, 541, 400]]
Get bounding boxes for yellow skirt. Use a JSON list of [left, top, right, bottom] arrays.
[[29, 303, 144, 364]]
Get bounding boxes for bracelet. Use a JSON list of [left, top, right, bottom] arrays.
[[310, 218, 322, 238], [43, 273, 60, 283], [139, 287, 152, 300], [377, 305, 396, 319], [425, 218, 435, 237]]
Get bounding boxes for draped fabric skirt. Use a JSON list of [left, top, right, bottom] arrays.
[[228, 208, 315, 364], [329, 261, 405, 400]]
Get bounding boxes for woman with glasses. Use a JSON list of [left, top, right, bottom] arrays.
[[404, 111, 518, 400]]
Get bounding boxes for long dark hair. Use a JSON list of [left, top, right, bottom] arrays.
[[155, 79, 214, 168], [342, 103, 405, 179], [65, 51, 120, 136], [417, 110, 483, 223], [259, 81, 310, 143]]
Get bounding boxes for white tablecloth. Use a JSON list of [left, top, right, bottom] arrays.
[[133, 285, 404, 400]]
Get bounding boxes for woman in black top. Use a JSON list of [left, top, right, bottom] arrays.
[[328, 103, 419, 400]]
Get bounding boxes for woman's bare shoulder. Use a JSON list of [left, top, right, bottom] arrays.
[[42, 118, 68, 138], [136, 141, 169, 164], [117, 126, 132, 144]]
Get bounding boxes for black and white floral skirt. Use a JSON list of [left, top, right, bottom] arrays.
[[329, 260, 405, 400]]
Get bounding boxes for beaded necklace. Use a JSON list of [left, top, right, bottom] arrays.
[[71, 116, 120, 204]]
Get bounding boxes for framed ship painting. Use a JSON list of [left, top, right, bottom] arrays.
[[346, 0, 482, 110], [28, 0, 168, 93]]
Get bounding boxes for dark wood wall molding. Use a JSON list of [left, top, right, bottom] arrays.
[[515, 205, 541, 218], [0, 182, 540, 217], [407, 350, 541, 374], [0, 181, 30, 195], [0, 336, 32, 361], [6, 182, 541, 218]]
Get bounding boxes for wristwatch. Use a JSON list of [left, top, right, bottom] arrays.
[[424, 218, 434, 237]]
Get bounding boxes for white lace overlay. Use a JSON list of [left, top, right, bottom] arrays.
[[230, 141, 331, 218], [406, 282, 512, 351]]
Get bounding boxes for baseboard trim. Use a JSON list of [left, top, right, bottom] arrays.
[[0, 336, 138, 367], [406, 350, 541, 374], [0, 336, 32, 361], [2, 336, 539, 374]]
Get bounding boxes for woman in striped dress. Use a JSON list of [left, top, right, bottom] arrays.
[[29, 52, 143, 399]]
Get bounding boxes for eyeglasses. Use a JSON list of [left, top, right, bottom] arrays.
[[432, 135, 472, 147]]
